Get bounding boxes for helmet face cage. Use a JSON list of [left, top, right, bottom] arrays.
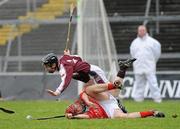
[[42, 53, 58, 67]]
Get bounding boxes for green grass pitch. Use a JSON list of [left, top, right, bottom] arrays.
[[0, 100, 179, 129]]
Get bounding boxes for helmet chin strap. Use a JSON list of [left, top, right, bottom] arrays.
[[56, 63, 60, 71], [49, 71, 54, 73]]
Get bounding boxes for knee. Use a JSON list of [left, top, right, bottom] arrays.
[[84, 86, 94, 96]]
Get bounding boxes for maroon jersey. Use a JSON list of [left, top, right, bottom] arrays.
[[55, 55, 90, 93]]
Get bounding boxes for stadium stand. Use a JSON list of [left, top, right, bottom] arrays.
[[155, 0, 180, 15], [0, 0, 48, 19], [104, 0, 180, 71], [110, 22, 180, 54], [154, 22, 180, 53], [10, 24, 76, 56], [0, 0, 179, 72], [0, 0, 76, 72], [0, 0, 47, 45], [0, 0, 74, 45], [4, 23, 76, 72], [104, 0, 146, 16], [104, 0, 180, 16]]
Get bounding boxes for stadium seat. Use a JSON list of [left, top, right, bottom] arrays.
[[0, 0, 75, 46]]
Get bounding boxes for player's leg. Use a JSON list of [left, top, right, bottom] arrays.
[[79, 91, 98, 107], [85, 58, 135, 96], [85, 59, 136, 109], [113, 109, 141, 118], [72, 71, 91, 83], [113, 109, 165, 118], [113, 58, 136, 88], [85, 58, 136, 97], [113, 58, 136, 113], [89, 64, 109, 84], [85, 69, 131, 101], [84, 83, 111, 101], [89, 64, 128, 113], [89, 65, 123, 102], [67, 109, 165, 119], [85, 58, 137, 101]]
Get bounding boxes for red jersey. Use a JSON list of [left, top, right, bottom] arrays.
[[55, 55, 90, 93], [65, 96, 108, 119], [84, 97, 108, 119]]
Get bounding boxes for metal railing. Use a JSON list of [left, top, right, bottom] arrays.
[[0, 0, 180, 72], [0, 0, 73, 72], [0, 0, 9, 6]]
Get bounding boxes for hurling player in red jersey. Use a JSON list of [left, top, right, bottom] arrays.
[[65, 74, 165, 119]]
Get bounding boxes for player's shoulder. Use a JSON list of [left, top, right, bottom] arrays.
[[60, 54, 82, 62], [59, 55, 71, 62], [61, 54, 78, 58]]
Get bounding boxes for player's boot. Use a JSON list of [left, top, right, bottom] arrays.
[[114, 58, 136, 89], [153, 110, 165, 118], [118, 58, 136, 69]]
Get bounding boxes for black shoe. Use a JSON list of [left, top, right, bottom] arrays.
[[118, 58, 136, 69], [117, 99, 128, 113], [153, 110, 165, 118]]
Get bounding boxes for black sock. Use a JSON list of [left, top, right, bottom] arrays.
[[117, 68, 126, 78]]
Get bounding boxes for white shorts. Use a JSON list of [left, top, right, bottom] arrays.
[[90, 65, 109, 83], [98, 93, 119, 118]]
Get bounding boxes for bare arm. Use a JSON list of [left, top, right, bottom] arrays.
[[46, 64, 73, 96], [66, 113, 90, 119], [80, 92, 96, 108]]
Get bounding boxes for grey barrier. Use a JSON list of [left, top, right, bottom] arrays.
[[0, 72, 180, 100], [0, 73, 78, 100]]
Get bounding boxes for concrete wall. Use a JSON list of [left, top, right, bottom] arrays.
[[0, 72, 179, 100], [0, 73, 78, 100]]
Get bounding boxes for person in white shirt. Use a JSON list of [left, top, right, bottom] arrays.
[[130, 25, 162, 103]]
